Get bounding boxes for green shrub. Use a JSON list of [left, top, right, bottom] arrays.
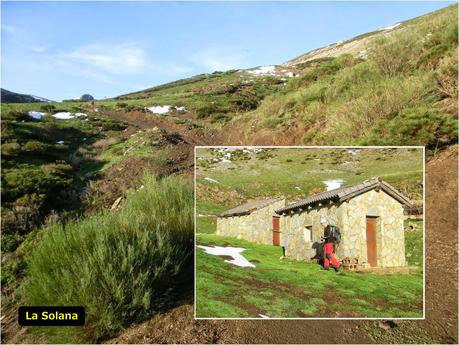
[[1, 232, 24, 252], [3, 167, 72, 204], [359, 107, 457, 147], [25, 175, 193, 343], [1, 194, 44, 235], [289, 54, 358, 90], [210, 113, 231, 122], [1, 260, 27, 288], [195, 102, 228, 119], [261, 116, 283, 129], [1, 142, 21, 156], [230, 93, 260, 112], [369, 33, 421, 77], [2, 110, 31, 121], [441, 19, 458, 46], [23, 140, 49, 154], [41, 162, 73, 176], [417, 44, 450, 69], [40, 104, 56, 113], [436, 52, 458, 100]]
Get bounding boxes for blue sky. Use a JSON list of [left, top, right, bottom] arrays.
[[1, 1, 454, 101]]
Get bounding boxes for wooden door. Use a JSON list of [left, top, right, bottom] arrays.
[[273, 216, 280, 246], [365, 217, 378, 267]]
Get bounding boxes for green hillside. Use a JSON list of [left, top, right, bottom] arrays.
[[195, 147, 423, 214], [0, 3, 455, 344], [225, 5, 457, 147]]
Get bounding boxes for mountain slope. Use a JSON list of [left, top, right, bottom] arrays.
[[98, 4, 457, 149], [220, 4, 457, 147], [1, 88, 51, 103]]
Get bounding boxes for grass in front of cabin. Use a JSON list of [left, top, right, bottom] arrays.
[[196, 234, 423, 318]]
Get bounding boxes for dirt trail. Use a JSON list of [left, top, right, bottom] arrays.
[[98, 109, 216, 146], [108, 145, 458, 344]]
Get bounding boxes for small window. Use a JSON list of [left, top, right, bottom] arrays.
[[303, 225, 313, 242]]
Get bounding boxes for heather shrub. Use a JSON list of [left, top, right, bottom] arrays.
[[25, 175, 193, 343]]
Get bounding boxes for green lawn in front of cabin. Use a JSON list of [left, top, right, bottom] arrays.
[[196, 233, 423, 318]]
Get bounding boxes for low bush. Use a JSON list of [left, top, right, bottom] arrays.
[[1, 110, 31, 121], [358, 107, 458, 147], [41, 162, 73, 176], [1, 142, 21, 156], [195, 102, 228, 119], [1, 194, 44, 236], [23, 140, 50, 154], [230, 91, 261, 112], [369, 32, 421, 77], [1, 232, 24, 252], [25, 175, 193, 343], [2, 167, 72, 203], [40, 104, 56, 113]]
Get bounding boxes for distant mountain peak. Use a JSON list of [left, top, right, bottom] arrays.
[[1, 88, 52, 103]]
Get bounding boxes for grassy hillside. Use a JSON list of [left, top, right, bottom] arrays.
[[223, 5, 457, 147], [196, 234, 423, 318], [195, 147, 423, 217], [1, 107, 126, 251], [33, 3, 455, 149], [0, 3, 454, 343], [3, 5, 455, 148]]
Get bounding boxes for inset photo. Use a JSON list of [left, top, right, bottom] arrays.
[[195, 146, 424, 319]]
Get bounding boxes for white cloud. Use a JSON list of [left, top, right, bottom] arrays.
[[58, 43, 147, 75], [191, 47, 249, 72]]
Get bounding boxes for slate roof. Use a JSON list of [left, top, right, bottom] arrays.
[[219, 197, 284, 217], [275, 178, 413, 214]]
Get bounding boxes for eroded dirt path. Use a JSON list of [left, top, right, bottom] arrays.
[[98, 109, 217, 146]]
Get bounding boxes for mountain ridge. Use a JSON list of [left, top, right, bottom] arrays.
[[1, 88, 51, 103]]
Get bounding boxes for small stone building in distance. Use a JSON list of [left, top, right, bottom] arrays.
[[275, 178, 413, 267], [216, 197, 286, 245]]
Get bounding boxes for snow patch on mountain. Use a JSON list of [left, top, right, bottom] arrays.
[[379, 23, 401, 31]]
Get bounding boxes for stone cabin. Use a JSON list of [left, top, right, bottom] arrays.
[[274, 178, 413, 267], [216, 197, 286, 245]]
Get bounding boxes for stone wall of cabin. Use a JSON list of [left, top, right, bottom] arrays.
[[343, 189, 406, 267], [216, 199, 286, 245], [279, 202, 345, 261], [279, 190, 406, 267]]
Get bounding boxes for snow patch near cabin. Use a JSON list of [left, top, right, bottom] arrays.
[[323, 179, 344, 191], [197, 245, 255, 268]]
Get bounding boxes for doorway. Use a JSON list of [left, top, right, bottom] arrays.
[[365, 216, 378, 267], [272, 216, 280, 246]]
